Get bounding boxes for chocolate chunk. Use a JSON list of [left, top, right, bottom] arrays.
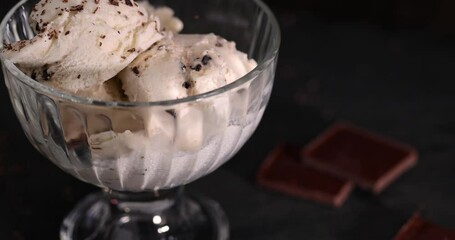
[[191, 64, 202, 72], [132, 66, 140, 75], [257, 144, 353, 208], [125, 0, 133, 7], [182, 81, 194, 89], [201, 55, 212, 65], [393, 213, 455, 240], [109, 0, 119, 6], [302, 123, 418, 193]]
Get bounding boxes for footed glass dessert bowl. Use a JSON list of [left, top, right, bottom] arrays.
[[0, 0, 280, 239]]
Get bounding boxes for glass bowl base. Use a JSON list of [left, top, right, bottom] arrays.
[[60, 189, 229, 240]]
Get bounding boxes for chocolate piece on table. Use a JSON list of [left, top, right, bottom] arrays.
[[394, 213, 455, 240], [302, 123, 418, 193], [257, 144, 353, 208]]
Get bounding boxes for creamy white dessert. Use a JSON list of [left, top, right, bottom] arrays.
[[1, 0, 163, 95], [1, 0, 260, 191]]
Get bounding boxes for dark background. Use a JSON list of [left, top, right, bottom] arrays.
[[1, 0, 455, 239]]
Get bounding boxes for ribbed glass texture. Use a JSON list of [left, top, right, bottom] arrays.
[[1, 0, 280, 192]]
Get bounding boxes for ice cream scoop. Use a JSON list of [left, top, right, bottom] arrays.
[[1, 0, 163, 95], [118, 33, 257, 102], [117, 33, 257, 151]]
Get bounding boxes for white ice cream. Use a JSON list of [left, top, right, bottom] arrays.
[[1, 0, 163, 94], [137, 1, 184, 33], [1, 0, 262, 192], [119, 33, 257, 101], [117, 33, 257, 151]]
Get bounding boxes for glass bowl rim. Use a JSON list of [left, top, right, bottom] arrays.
[[0, 0, 281, 107]]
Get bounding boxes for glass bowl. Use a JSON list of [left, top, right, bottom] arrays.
[[1, 0, 280, 239]]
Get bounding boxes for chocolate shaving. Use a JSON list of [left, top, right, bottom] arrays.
[[132, 66, 140, 75], [138, 11, 144, 16], [109, 0, 119, 6], [127, 48, 136, 53], [93, 6, 99, 14], [100, 35, 106, 39], [202, 55, 212, 65], [65, 31, 70, 35], [190, 64, 202, 72], [70, 5, 84, 12], [125, 0, 133, 7]]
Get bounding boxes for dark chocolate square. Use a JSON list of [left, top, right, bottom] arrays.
[[257, 144, 353, 208], [394, 213, 455, 240], [302, 123, 418, 193]]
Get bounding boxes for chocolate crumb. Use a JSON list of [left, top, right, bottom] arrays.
[[65, 31, 70, 35], [127, 48, 136, 53], [117, 31, 121, 34], [95, 0, 100, 4], [138, 11, 144, 16], [202, 55, 212, 65], [182, 81, 194, 89], [99, 42, 103, 46], [125, 0, 133, 7], [121, 56, 126, 59], [41, 10, 46, 15], [117, 11, 121, 14], [77, 74, 81, 79], [166, 110, 177, 118], [32, 5, 38, 12], [109, 0, 119, 6], [132, 66, 140, 75], [35, 24, 41, 32], [191, 64, 202, 72], [100, 35, 106, 39]]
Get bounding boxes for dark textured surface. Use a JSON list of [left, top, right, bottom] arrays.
[[2, 0, 455, 239]]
